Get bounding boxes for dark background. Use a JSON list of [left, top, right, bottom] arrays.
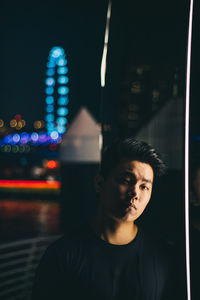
[[0, 0, 190, 133]]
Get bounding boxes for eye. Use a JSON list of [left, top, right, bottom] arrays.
[[122, 179, 130, 185], [118, 177, 130, 185], [141, 185, 149, 191]]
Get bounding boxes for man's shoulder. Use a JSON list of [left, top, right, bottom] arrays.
[[46, 223, 94, 253], [139, 228, 174, 265]]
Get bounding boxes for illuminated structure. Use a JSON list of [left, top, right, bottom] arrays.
[[45, 46, 69, 136], [0, 46, 69, 152]]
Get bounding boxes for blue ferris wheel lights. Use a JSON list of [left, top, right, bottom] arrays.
[[58, 96, 68, 105], [12, 134, 20, 143], [58, 86, 69, 95], [50, 131, 59, 140], [38, 132, 48, 143], [57, 107, 68, 116], [50, 47, 64, 58], [21, 132, 30, 144], [45, 46, 69, 135], [4, 135, 12, 144], [46, 96, 54, 105], [57, 66, 68, 75], [47, 61, 56, 68], [57, 126, 66, 134], [45, 87, 54, 95], [46, 105, 54, 113], [45, 77, 55, 86], [31, 132, 39, 142], [57, 117, 68, 125], [45, 114, 54, 122], [46, 123, 55, 131], [58, 76, 69, 84], [57, 58, 67, 67], [46, 69, 55, 76]]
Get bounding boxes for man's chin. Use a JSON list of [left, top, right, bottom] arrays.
[[113, 209, 138, 222]]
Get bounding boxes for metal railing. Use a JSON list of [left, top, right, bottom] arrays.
[[0, 235, 61, 300]]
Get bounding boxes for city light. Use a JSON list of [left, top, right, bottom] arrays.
[[45, 46, 69, 135], [12, 134, 20, 143], [57, 117, 67, 125], [57, 107, 68, 116], [34, 121, 42, 129], [0, 47, 69, 149], [57, 66, 68, 75], [58, 76, 69, 84], [45, 78, 55, 86], [45, 87, 54, 95], [16, 121, 23, 130], [14, 114, 22, 121], [46, 105, 54, 113], [47, 61, 56, 68], [20, 132, 29, 144], [46, 96, 54, 105], [58, 96, 68, 105], [57, 58, 67, 66], [50, 47, 64, 58], [50, 131, 59, 140], [10, 119, 17, 127], [57, 126, 65, 134], [58, 86, 69, 95], [46, 69, 55, 76], [0, 119, 4, 127], [45, 114, 54, 122], [47, 160, 57, 169], [31, 132, 39, 142]]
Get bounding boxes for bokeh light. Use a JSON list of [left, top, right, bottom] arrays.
[[34, 121, 42, 129], [58, 76, 69, 84], [10, 119, 17, 127], [46, 78, 55, 86], [57, 67, 68, 75], [47, 160, 57, 169], [50, 131, 59, 140], [0, 119, 4, 127], [58, 86, 69, 95], [12, 134, 20, 143], [57, 107, 68, 116], [45, 46, 69, 135], [46, 96, 54, 105]]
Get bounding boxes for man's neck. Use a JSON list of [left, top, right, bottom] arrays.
[[92, 212, 138, 245]]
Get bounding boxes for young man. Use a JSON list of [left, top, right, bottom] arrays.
[[32, 138, 174, 300]]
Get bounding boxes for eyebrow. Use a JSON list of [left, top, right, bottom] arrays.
[[119, 171, 153, 185], [141, 178, 153, 184]]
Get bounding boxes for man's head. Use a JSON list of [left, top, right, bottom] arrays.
[[95, 137, 165, 223]]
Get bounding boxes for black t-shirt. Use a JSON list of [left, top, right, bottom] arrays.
[[32, 225, 175, 300]]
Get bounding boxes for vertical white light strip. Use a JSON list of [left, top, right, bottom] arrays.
[[185, 0, 194, 299], [100, 0, 112, 87]]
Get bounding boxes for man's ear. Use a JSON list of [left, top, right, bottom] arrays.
[[94, 174, 104, 193]]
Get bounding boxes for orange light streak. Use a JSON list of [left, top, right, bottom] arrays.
[[0, 180, 60, 189]]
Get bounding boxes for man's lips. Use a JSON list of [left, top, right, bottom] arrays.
[[122, 199, 137, 210], [128, 203, 137, 210]]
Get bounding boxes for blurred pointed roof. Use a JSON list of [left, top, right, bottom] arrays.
[[66, 107, 100, 136], [60, 107, 101, 163]]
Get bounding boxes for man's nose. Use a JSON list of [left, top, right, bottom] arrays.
[[128, 185, 138, 199]]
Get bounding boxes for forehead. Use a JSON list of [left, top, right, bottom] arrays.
[[113, 159, 154, 180]]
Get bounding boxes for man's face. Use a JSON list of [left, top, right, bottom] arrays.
[[97, 159, 154, 222]]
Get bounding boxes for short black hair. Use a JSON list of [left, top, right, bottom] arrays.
[[99, 137, 166, 178]]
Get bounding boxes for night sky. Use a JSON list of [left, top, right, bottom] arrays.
[[0, 0, 109, 128], [0, 0, 191, 131]]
